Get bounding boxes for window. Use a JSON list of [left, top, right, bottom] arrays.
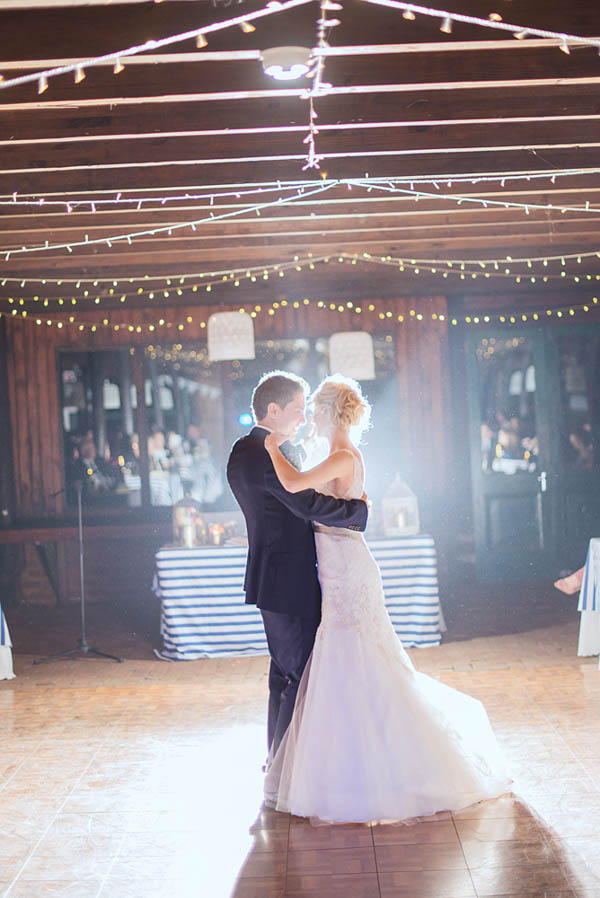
[[59, 334, 399, 513]]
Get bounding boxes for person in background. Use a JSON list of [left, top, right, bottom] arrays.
[[554, 567, 585, 595], [78, 437, 115, 495]]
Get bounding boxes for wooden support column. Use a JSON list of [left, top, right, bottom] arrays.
[[0, 319, 15, 527], [0, 319, 23, 606], [148, 356, 164, 431], [90, 352, 107, 458], [132, 350, 151, 507], [119, 348, 135, 436], [219, 361, 236, 459], [172, 374, 185, 436]]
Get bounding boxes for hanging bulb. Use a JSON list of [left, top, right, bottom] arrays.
[[402, 9, 415, 19], [488, 12, 502, 21], [440, 16, 452, 33], [113, 58, 124, 74], [560, 37, 570, 54], [74, 66, 85, 84], [195, 33, 207, 49], [38, 74, 48, 94], [240, 21, 256, 33], [514, 30, 529, 39]]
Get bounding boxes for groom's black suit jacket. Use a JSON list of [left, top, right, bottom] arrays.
[[227, 426, 368, 619]]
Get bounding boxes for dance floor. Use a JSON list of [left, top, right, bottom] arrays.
[[2, 605, 600, 897]]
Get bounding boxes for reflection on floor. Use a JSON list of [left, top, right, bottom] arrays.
[[1, 602, 599, 897]]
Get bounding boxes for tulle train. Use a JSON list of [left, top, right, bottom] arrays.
[[264, 625, 510, 824]]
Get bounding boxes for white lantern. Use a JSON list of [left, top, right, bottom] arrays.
[[207, 311, 255, 362], [329, 331, 375, 381]]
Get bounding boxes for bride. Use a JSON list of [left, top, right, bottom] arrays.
[[263, 374, 510, 824]]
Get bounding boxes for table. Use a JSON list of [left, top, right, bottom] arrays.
[[154, 535, 443, 661], [0, 603, 15, 680], [577, 537, 600, 660]]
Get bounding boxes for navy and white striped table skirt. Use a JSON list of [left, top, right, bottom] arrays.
[[154, 535, 443, 660], [1, 602, 15, 680]]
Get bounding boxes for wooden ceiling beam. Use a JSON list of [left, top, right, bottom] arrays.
[[5, 222, 600, 270], [5, 201, 600, 234], [1, 0, 598, 62], [4, 85, 600, 141], [4, 175, 600, 208], [3, 38, 596, 72], [4, 208, 600, 246], [4, 120, 600, 173], [4, 73, 600, 112], [2, 0, 599, 299], [6, 113, 600, 153], [4, 147, 600, 194]]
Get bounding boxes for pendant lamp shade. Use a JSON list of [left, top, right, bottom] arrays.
[[207, 311, 255, 362]]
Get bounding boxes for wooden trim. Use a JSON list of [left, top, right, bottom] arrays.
[[0, 522, 171, 544], [0, 319, 16, 524]]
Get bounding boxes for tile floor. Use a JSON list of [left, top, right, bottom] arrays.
[[1, 602, 600, 897]]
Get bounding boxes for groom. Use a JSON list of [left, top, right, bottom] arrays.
[[227, 371, 368, 756]]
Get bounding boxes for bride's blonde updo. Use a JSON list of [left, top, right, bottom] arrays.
[[310, 375, 371, 435]]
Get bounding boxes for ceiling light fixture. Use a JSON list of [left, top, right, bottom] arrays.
[[261, 46, 312, 80]]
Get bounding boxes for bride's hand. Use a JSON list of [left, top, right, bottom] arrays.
[[264, 432, 284, 453]]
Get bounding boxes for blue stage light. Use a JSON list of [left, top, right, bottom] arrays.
[[238, 413, 253, 426]]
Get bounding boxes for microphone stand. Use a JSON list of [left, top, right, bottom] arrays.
[[34, 479, 123, 664]]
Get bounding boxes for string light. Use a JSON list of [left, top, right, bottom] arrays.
[[5, 290, 599, 335], [359, 0, 600, 55], [0, 181, 339, 259], [4, 175, 600, 266], [0, 0, 312, 94], [301, 0, 339, 170], [2, 169, 599, 210], [346, 177, 600, 219]]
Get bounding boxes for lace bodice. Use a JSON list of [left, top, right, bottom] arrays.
[[314, 451, 405, 652]]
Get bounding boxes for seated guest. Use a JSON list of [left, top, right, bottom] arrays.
[[554, 567, 585, 595], [77, 438, 115, 496]]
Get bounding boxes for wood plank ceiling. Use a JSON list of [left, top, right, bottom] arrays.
[[1, 0, 600, 316]]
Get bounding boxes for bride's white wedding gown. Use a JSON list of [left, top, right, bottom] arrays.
[[264, 452, 510, 824]]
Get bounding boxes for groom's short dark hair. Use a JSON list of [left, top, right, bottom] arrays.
[[252, 371, 308, 421]]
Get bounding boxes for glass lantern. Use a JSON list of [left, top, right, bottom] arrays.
[[172, 490, 205, 547], [381, 474, 420, 537]]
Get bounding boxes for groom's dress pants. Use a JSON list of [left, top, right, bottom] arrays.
[[260, 608, 320, 757]]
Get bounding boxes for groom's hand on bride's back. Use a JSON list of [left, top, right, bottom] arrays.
[[265, 431, 287, 449]]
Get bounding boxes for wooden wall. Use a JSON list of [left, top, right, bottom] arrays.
[[2, 295, 449, 522], [5, 316, 63, 520]]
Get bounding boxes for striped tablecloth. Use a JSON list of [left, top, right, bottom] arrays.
[[0, 603, 15, 680], [577, 537, 600, 658], [154, 534, 443, 660]]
